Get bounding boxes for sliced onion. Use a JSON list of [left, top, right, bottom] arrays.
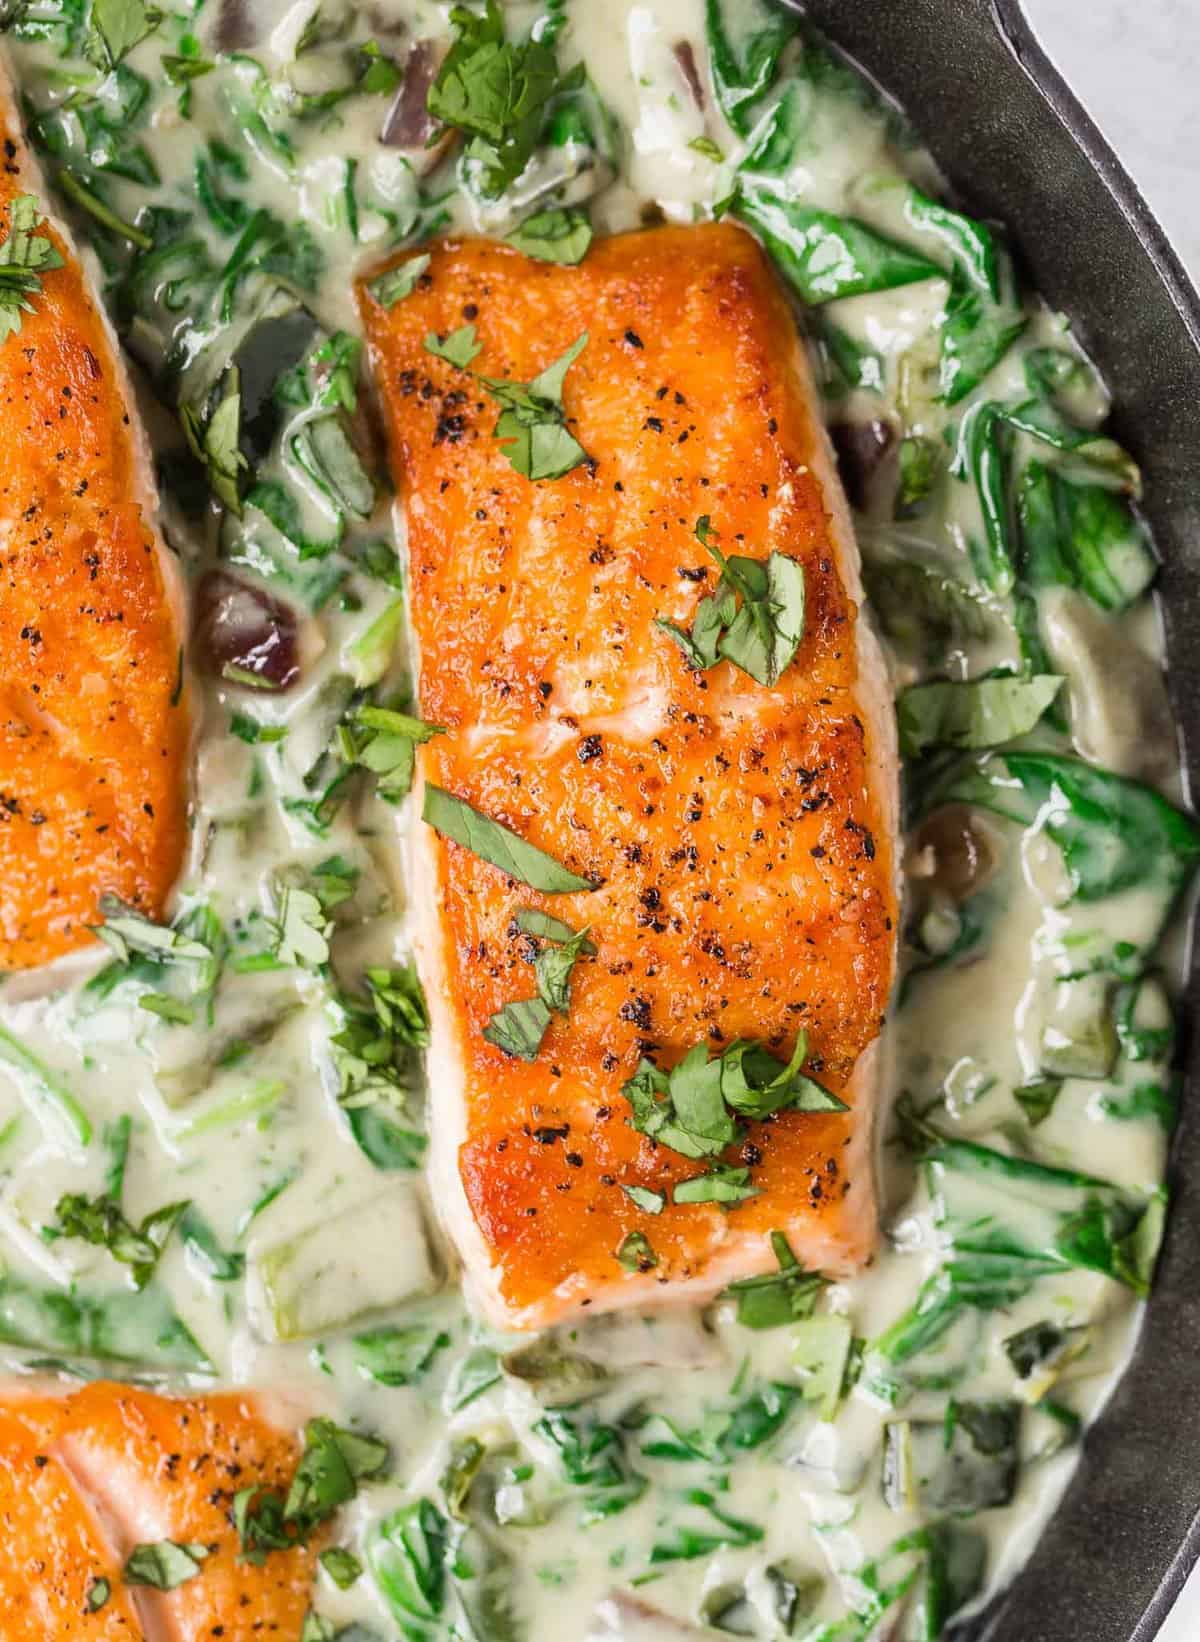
[[381, 41, 440, 151], [673, 40, 706, 109], [194, 570, 301, 692]]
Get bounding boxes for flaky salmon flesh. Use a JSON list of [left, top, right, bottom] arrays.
[[360, 224, 899, 1329], [0, 63, 188, 971], [0, 1383, 315, 1640]]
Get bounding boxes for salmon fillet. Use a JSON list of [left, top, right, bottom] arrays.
[[359, 225, 898, 1329], [0, 62, 188, 970], [0, 1383, 315, 1640]]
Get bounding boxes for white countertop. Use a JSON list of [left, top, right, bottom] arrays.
[[1016, 4, 1199, 1637]]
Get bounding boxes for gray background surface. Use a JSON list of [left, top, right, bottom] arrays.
[[1019, 3, 1200, 1635]]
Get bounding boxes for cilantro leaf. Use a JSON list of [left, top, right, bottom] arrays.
[[331, 964, 429, 1108], [85, 1577, 111, 1612], [123, 1539, 209, 1590], [422, 327, 592, 480], [370, 252, 431, 309], [52, 1191, 189, 1290], [423, 784, 598, 892], [427, 0, 581, 197], [506, 206, 593, 264], [0, 193, 64, 342]]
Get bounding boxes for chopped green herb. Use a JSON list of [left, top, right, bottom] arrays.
[[369, 252, 431, 308], [123, 1539, 209, 1591], [272, 883, 332, 969], [482, 995, 552, 1061], [617, 1229, 658, 1270], [506, 206, 593, 264], [423, 784, 598, 892], [674, 1163, 760, 1205], [181, 368, 247, 515], [622, 1184, 665, 1214], [427, 0, 583, 197], [86, 1576, 111, 1612], [423, 326, 592, 480], [52, 1191, 189, 1291], [0, 193, 64, 341], [319, 1546, 362, 1590], [657, 537, 806, 687], [623, 1034, 844, 1165], [423, 322, 482, 369], [721, 1231, 829, 1328]]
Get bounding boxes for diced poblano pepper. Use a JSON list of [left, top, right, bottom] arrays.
[[247, 1186, 437, 1341]]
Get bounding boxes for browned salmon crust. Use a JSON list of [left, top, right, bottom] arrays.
[[0, 66, 188, 970], [360, 225, 898, 1328]]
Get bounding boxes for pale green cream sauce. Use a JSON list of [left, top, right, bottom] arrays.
[[0, 3, 1190, 1639]]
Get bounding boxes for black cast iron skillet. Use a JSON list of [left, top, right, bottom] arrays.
[[781, 2, 1200, 1638]]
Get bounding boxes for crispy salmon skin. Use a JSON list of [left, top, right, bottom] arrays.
[[0, 68, 187, 970], [0, 1383, 315, 1641], [360, 225, 898, 1328]]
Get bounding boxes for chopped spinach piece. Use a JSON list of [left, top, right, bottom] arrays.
[[368, 1498, 448, 1625], [897, 674, 1063, 757], [883, 1400, 1020, 1514], [705, 0, 799, 134], [353, 1324, 450, 1387], [534, 1407, 647, 1521]]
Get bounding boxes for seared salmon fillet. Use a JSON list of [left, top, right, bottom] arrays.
[[360, 225, 898, 1328], [0, 1383, 315, 1640], [0, 64, 188, 970]]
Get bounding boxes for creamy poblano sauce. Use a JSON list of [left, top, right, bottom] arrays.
[[1, 2, 1195, 1638]]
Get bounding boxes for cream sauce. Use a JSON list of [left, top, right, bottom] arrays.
[[0, 3, 1189, 1639]]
